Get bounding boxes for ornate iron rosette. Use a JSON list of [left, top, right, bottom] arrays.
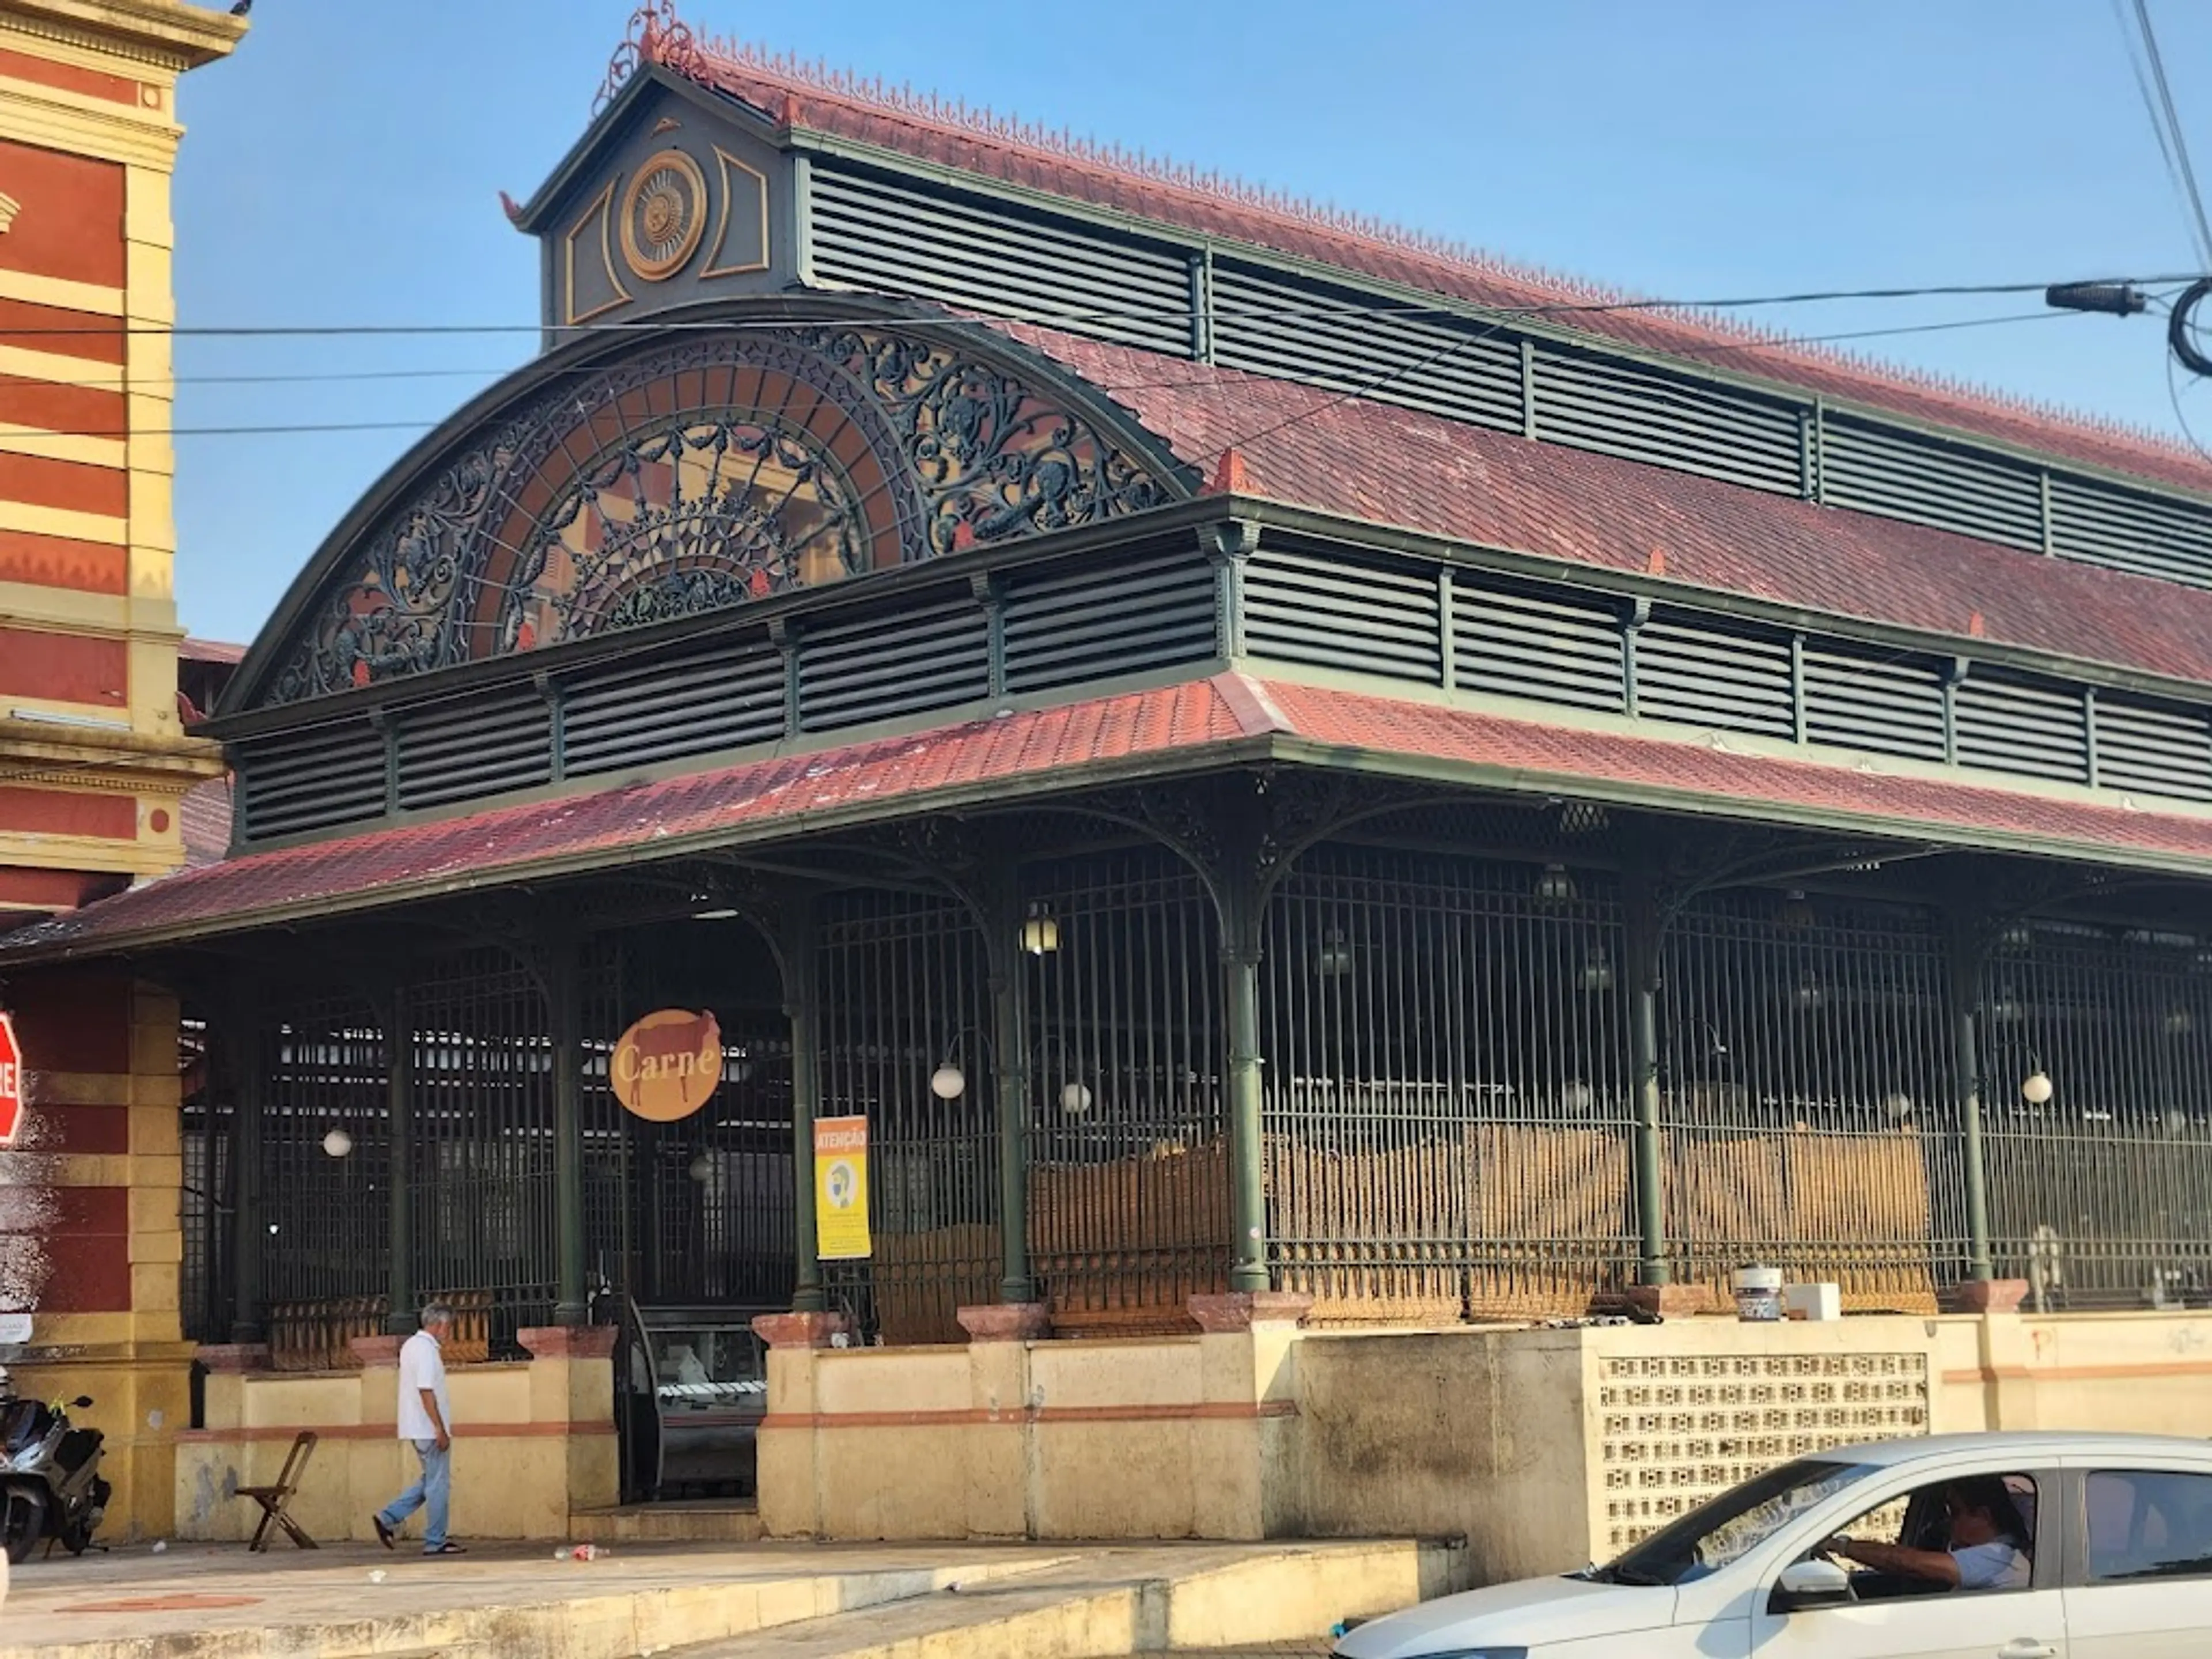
[[620, 149, 709, 282], [260, 323, 1179, 705]]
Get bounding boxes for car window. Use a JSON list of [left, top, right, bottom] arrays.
[[1818, 1472, 2037, 1599], [2086, 1469, 2212, 1582], [1601, 1458, 1881, 1586]]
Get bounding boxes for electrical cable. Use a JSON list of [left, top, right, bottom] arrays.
[[0, 308, 2120, 442], [139, 304, 2082, 393], [2131, 0, 2212, 268], [2, 272, 2206, 343]]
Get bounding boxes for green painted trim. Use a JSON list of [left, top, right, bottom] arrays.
[[1229, 498, 2212, 711]]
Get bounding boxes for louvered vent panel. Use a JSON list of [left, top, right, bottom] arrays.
[[2048, 475, 2212, 590], [1003, 551, 1218, 694], [1633, 618, 1794, 737], [1532, 347, 1802, 494], [1453, 579, 1624, 711], [562, 643, 786, 778], [2095, 696, 2212, 802], [1801, 645, 1947, 761], [395, 687, 552, 810], [1822, 417, 2044, 549], [237, 718, 387, 842], [1243, 549, 1441, 681], [1953, 675, 2089, 783], [809, 165, 1191, 354], [799, 595, 990, 731], [1210, 263, 1522, 431]]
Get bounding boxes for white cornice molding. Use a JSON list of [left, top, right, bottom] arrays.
[[0, 1, 245, 74]]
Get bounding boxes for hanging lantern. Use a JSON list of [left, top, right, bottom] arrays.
[[1021, 905, 1060, 956], [1315, 929, 1354, 977], [1535, 863, 1576, 903], [1883, 1092, 1914, 1122], [688, 1153, 714, 1183], [930, 1063, 967, 1100], [321, 1127, 353, 1159], [1059, 1081, 1093, 1116], [2020, 1070, 2055, 1106]]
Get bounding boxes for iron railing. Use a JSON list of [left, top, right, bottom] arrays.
[[1657, 893, 1965, 1308], [1983, 921, 2212, 1306], [1260, 847, 1637, 1320], [183, 847, 2212, 1347], [817, 888, 997, 1344], [1025, 848, 1227, 1334]]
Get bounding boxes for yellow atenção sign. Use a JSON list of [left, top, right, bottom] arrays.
[[813, 1115, 872, 1260]]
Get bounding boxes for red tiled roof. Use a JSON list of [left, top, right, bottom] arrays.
[[1263, 679, 2212, 868], [179, 777, 232, 868], [180, 639, 247, 665], [998, 319, 2212, 690], [0, 679, 1266, 958], [653, 21, 2212, 498], [12, 672, 2212, 963]]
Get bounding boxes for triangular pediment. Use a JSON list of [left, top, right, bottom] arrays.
[[518, 66, 797, 334]]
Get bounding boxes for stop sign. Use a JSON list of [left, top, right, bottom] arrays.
[[0, 1012, 21, 1148]]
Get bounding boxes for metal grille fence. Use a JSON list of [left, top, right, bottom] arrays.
[[1261, 847, 1635, 1319], [179, 1017, 229, 1345], [262, 993, 390, 1317], [1983, 923, 2212, 1306], [1658, 893, 1963, 1308], [816, 889, 997, 1344], [1024, 848, 1226, 1334], [410, 950, 556, 1350], [587, 927, 795, 1313]]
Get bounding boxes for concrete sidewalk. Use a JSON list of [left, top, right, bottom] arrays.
[[0, 1535, 1453, 1659]]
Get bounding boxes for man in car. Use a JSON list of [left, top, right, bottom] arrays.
[[1823, 1476, 2032, 1590]]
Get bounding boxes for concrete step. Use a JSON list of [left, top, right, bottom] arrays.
[[571, 1501, 767, 1545], [0, 1546, 1076, 1659], [663, 1539, 1463, 1659]]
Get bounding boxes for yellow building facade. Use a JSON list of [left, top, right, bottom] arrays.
[[0, 0, 243, 1543]]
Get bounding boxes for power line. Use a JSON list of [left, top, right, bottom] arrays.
[[0, 309, 2117, 443], [145, 305, 2085, 393], [3, 272, 2203, 343], [2119, 0, 2212, 268]]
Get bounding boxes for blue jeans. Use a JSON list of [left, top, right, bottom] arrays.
[[377, 1439, 450, 1549]]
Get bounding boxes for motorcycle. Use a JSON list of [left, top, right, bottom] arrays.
[[0, 1371, 110, 1563]]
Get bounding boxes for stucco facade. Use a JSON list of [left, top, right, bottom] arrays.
[[0, 0, 241, 1543]]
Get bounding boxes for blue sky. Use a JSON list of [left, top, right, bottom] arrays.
[[169, 1, 2212, 646]]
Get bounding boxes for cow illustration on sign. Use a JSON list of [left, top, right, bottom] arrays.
[[609, 1009, 722, 1122]]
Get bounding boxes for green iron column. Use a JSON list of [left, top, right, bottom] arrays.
[[1625, 873, 1669, 1288], [1949, 916, 1995, 1283], [227, 1018, 266, 1344], [990, 893, 1036, 1304], [785, 914, 825, 1313], [549, 938, 588, 1327], [384, 984, 415, 1335], [1222, 873, 1269, 1295]]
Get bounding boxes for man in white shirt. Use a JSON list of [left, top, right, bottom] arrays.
[[372, 1302, 464, 1556]]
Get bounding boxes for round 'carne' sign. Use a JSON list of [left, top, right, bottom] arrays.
[[610, 1008, 722, 1123]]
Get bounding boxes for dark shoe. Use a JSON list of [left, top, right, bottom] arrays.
[[422, 1540, 465, 1556], [373, 1514, 396, 1551]]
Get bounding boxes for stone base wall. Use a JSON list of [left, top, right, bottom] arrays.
[[751, 1302, 2212, 1584], [173, 1329, 616, 1544]]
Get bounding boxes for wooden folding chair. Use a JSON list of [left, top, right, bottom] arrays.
[[236, 1430, 319, 1552]]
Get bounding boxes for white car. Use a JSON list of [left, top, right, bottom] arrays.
[[1337, 1431, 2212, 1659]]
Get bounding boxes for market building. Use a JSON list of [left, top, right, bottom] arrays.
[[10, 4, 2212, 1546], [0, 0, 243, 1544]]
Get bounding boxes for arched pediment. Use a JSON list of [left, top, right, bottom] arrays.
[[238, 308, 1191, 709]]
